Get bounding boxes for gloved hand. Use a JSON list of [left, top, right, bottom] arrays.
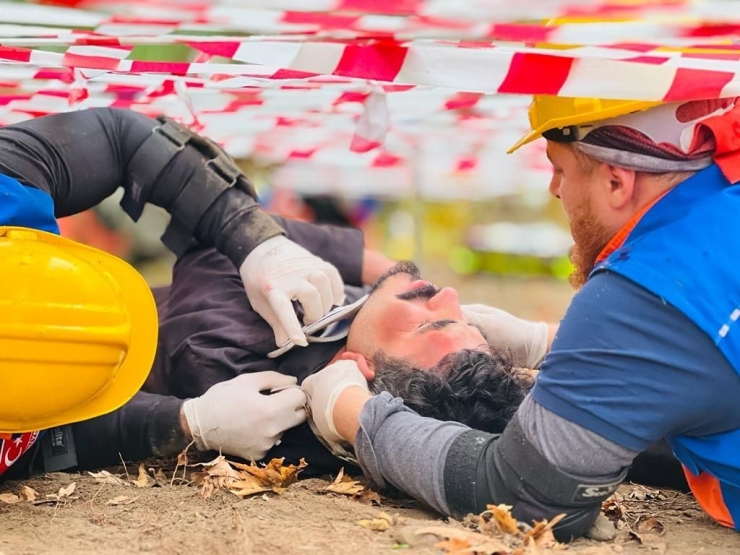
[[462, 304, 551, 369], [240, 235, 345, 348], [302, 360, 369, 454], [181, 372, 307, 462]]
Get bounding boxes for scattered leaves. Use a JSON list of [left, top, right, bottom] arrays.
[[0, 493, 20, 504], [89, 470, 126, 486], [106, 495, 138, 506], [191, 456, 307, 499], [324, 468, 381, 505], [35, 483, 79, 505], [412, 505, 566, 554]]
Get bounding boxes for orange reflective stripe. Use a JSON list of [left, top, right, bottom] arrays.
[[0, 433, 11, 440], [684, 467, 735, 528], [596, 192, 669, 264]]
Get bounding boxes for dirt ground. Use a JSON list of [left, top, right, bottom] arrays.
[[2, 462, 740, 555], [2, 276, 739, 555]]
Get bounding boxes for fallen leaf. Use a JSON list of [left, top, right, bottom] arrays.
[[0, 493, 20, 504], [57, 483, 76, 498], [486, 504, 520, 535], [435, 538, 471, 553], [133, 464, 154, 488], [89, 470, 126, 486], [105, 495, 138, 506], [634, 517, 665, 536], [415, 526, 511, 554], [524, 513, 566, 548], [356, 488, 382, 506], [154, 468, 168, 487], [359, 517, 391, 532], [19, 486, 38, 502], [324, 467, 382, 505]]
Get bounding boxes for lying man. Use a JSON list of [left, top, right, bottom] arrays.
[[76, 217, 685, 488]]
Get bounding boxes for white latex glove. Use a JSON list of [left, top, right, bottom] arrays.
[[240, 235, 345, 348], [182, 372, 307, 461], [302, 360, 369, 451], [462, 304, 550, 369]]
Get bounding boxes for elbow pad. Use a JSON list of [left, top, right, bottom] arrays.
[[121, 116, 259, 255], [444, 417, 626, 542]]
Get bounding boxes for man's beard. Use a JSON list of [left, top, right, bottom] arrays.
[[568, 197, 614, 290]]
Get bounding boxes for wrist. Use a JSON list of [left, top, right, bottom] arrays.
[[179, 403, 193, 441], [332, 386, 372, 444]]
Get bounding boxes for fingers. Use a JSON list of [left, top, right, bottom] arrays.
[[292, 281, 325, 326], [270, 387, 308, 429], [244, 371, 298, 391], [325, 264, 345, 307], [307, 271, 334, 315], [267, 290, 308, 346]]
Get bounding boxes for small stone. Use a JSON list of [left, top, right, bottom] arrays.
[[586, 514, 617, 542]]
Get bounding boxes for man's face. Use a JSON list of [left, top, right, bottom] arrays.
[[546, 141, 615, 289], [346, 262, 488, 370]]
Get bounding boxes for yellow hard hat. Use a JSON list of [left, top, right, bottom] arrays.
[[507, 95, 662, 153], [0, 227, 158, 433]]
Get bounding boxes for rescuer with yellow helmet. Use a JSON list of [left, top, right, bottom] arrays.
[[302, 93, 740, 540], [0, 108, 347, 478]]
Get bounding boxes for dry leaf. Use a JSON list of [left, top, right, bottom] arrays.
[[106, 495, 138, 506], [133, 464, 154, 488], [356, 488, 382, 505], [57, 483, 76, 498], [486, 504, 520, 535], [154, 468, 168, 487], [359, 511, 394, 532], [324, 467, 380, 504], [359, 517, 391, 532], [89, 470, 126, 486], [0, 493, 20, 504], [634, 517, 665, 536], [19, 486, 38, 502], [435, 538, 472, 552], [525, 513, 566, 548], [325, 468, 364, 496]]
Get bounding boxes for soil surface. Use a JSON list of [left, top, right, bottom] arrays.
[[1, 463, 739, 555]]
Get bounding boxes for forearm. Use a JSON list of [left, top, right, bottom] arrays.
[[0, 107, 283, 266], [351, 393, 630, 540], [353, 393, 469, 515], [71, 392, 189, 469]]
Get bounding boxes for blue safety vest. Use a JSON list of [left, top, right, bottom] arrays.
[[594, 164, 740, 528]]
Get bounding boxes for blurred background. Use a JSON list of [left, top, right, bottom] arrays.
[[9, 0, 730, 322]]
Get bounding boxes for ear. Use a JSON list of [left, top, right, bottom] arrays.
[[341, 351, 374, 380], [603, 165, 637, 210]]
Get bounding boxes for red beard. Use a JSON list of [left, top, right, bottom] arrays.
[[568, 197, 614, 290]]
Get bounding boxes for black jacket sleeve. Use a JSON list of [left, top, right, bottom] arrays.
[[68, 218, 365, 469], [0, 107, 284, 266]]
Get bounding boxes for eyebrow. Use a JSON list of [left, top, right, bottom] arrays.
[[420, 319, 457, 332]]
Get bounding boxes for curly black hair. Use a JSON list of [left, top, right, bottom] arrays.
[[370, 349, 531, 434]]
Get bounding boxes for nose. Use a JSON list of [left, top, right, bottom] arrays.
[[426, 287, 463, 317], [549, 172, 561, 199]]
